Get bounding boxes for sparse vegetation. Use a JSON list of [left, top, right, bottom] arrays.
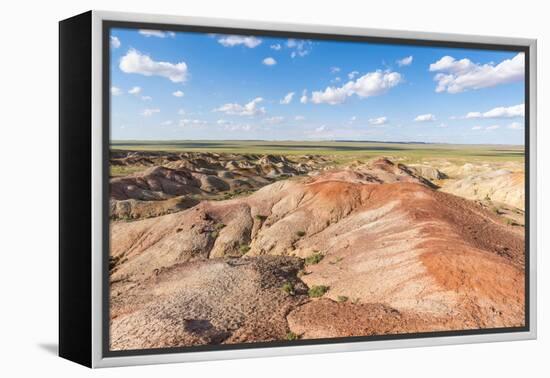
[[296, 230, 306, 237], [281, 282, 295, 295], [239, 244, 251, 254], [337, 295, 349, 303], [308, 285, 329, 298], [255, 214, 268, 221], [305, 252, 324, 265], [285, 331, 300, 341]]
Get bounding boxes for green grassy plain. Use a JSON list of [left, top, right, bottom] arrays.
[[111, 140, 524, 165]]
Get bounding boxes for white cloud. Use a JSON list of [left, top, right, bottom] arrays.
[[300, 90, 308, 104], [218, 35, 262, 48], [315, 125, 327, 132], [464, 104, 524, 119], [280, 92, 295, 105], [214, 97, 266, 116], [178, 109, 186, 115], [287, 39, 312, 58], [331, 77, 341, 84], [270, 43, 282, 50], [111, 86, 122, 96], [486, 125, 500, 130], [264, 116, 285, 124], [311, 70, 402, 105], [120, 49, 188, 83], [179, 119, 207, 127], [141, 108, 160, 116], [110, 36, 121, 49], [414, 113, 436, 122], [216, 119, 231, 125], [160, 120, 173, 126], [138, 29, 175, 38], [429, 53, 524, 93], [369, 116, 388, 126], [348, 71, 359, 80], [225, 124, 252, 132], [262, 57, 277, 66], [397, 56, 413, 67], [472, 126, 483, 130], [295, 115, 305, 121], [128, 86, 141, 95], [172, 90, 185, 97], [349, 116, 357, 123], [330, 66, 341, 74], [508, 122, 524, 130], [141, 96, 152, 101]]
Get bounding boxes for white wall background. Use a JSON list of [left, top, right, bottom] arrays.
[[0, 0, 546, 376]]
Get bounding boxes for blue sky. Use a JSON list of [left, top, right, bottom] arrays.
[[110, 27, 525, 145]]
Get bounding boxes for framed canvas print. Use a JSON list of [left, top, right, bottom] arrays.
[[59, 10, 537, 368]]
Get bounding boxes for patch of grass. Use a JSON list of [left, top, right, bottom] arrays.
[[296, 230, 306, 237], [281, 282, 295, 295], [337, 295, 349, 303], [239, 244, 251, 254], [308, 285, 329, 298], [305, 253, 324, 265], [285, 331, 300, 341]]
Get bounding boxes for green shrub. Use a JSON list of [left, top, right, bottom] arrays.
[[337, 295, 349, 303], [305, 253, 324, 265], [239, 244, 251, 254], [308, 285, 329, 298], [281, 282, 295, 295], [286, 331, 299, 341], [296, 230, 306, 237], [255, 214, 267, 221]]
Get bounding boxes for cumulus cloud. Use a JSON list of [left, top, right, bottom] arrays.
[[214, 97, 266, 116], [310, 70, 402, 105], [264, 116, 285, 124], [369, 116, 388, 125], [216, 119, 231, 125], [315, 125, 327, 132], [138, 29, 175, 38], [120, 49, 188, 83], [414, 113, 436, 122], [111, 86, 122, 96], [464, 104, 524, 119], [172, 90, 184, 97], [225, 124, 252, 132], [330, 66, 341, 74], [429, 53, 524, 93], [179, 118, 207, 126], [270, 43, 282, 50], [141, 108, 160, 116], [287, 39, 312, 58], [348, 71, 359, 80], [110, 36, 121, 49], [298, 90, 308, 104], [397, 56, 413, 67], [280, 92, 295, 105], [128, 86, 141, 95], [218, 35, 262, 48], [262, 57, 277, 66], [508, 122, 524, 130]]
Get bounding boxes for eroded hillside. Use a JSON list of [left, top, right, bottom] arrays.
[[109, 155, 525, 350]]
